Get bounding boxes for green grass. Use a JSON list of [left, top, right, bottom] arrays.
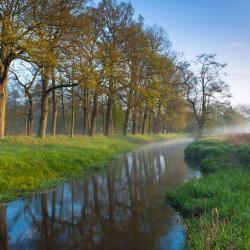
[[167, 139, 250, 249], [0, 133, 180, 203]]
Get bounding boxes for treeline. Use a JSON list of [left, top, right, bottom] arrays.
[[1, 0, 238, 139], [1, 0, 189, 138]]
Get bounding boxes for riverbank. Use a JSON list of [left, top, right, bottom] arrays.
[[0, 133, 181, 203], [167, 136, 250, 249]]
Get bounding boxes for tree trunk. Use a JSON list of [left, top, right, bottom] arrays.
[[51, 69, 58, 136], [123, 89, 133, 135], [153, 116, 157, 134], [105, 96, 113, 136], [71, 87, 75, 138], [156, 119, 161, 134], [197, 120, 205, 138], [138, 110, 143, 133], [38, 67, 51, 138], [61, 88, 67, 135], [162, 123, 166, 134], [148, 111, 152, 134], [132, 107, 137, 135], [89, 93, 98, 137], [123, 107, 130, 135], [141, 108, 147, 135], [132, 89, 138, 135], [26, 91, 34, 136], [82, 88, 90, 135], [0, 76, 8, 139], [25, 103, 28, 136], [155, 104, 161, 134]]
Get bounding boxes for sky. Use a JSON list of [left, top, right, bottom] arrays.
[[125, 0, 250, 105]]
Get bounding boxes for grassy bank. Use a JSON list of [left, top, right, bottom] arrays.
[[0, 133, 180, 203], [167, 137, 250, 249]]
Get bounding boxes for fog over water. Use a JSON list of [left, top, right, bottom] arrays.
[[206, 122, 250, 136]]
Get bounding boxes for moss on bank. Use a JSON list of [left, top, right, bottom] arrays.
[[0, 133, 180, 203], [167, 138, 250, 249]]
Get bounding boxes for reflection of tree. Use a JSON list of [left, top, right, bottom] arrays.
[[79, 178, 88, 235], [51, 192, 56, 235], [41, 193, 51, 250], [5, 141, 192, 250], [125, 157, 134, 210], [107, 170, 115, 222], [0, 207, 8, 250], [58, 185, 64, 223]]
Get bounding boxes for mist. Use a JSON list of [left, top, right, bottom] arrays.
[[206, 121, 250, 136]]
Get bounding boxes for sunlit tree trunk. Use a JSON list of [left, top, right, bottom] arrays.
[[0, 77, 7, 139], [0, 16, 13, 139], [38, 67, 51, 138]]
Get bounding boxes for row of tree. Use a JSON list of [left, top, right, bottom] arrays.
[[0, 0, 236, 139]]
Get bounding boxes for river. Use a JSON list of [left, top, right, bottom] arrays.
[[0, 138, 200, 250]]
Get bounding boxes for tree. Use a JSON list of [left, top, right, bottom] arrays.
[[10, 62, 38, 135], [2, 1, 221, 138], [237, 104, 250, 120], [31, 0, 84, 137], [121, 21, 149, 135], [0, 0, 38, 138], [98, 0, 134, 136], [180, 54, 231, 137], [72, 7, 104, 136]]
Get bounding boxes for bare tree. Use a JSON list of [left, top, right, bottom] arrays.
[[10, 63, 38, 135], [179, 54, 231, 136]]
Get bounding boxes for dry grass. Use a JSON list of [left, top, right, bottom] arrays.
[[224, 133, 250, 145], [204, 133, 250, 145]]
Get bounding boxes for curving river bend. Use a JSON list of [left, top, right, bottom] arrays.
[[0, 138, 200, 250]]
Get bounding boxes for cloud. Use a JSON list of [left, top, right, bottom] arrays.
[[226, 41, 246, 49]]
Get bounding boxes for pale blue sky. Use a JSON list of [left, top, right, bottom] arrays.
[[128, 0, 250, 105]]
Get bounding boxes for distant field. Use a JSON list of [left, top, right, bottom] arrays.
[[0, 133, 181, 203], [167, 135, 250, 249]]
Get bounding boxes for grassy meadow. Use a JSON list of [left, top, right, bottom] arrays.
[[167, 135, 250, 249], [0, 133, 180, 203]]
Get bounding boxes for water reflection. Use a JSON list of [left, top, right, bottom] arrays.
[[1, 139, 198, 250]]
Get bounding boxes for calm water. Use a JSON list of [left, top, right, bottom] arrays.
[[0, 138, 200, 250]]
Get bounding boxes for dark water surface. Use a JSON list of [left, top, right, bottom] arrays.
[[0, 138, 200, 250]]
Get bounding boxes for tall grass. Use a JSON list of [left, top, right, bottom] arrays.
[[167, 138, 250, 249]]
